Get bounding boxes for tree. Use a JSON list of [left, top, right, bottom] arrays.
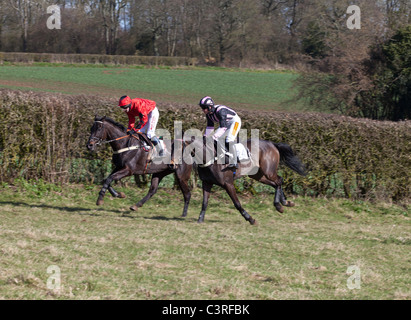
[[0, 2, 6, 51], [211, 0, 239, 64], [294, 1, 394, 118], [302, 21, 327, 59], [358, 26, 411, 120], [99, 0, 128, 55], [260, 0, 288, 18], [8, 0, 34, 52]]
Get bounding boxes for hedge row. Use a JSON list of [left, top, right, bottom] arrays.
[[0, 89, 410, 203], [0, 52, 197, 67]]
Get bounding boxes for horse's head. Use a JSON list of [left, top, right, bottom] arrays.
[[86, 116, 108, 152]]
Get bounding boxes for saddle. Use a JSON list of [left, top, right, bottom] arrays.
[[200, 142, 251, 168], [134, 132, 154, 150], [130, 133, 178, 170]]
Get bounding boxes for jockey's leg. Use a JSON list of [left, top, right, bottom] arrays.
[[225, 116, 241, 168], [151, 136, 164, 157], [145, 107, 163, 157], [225, 140, 238, 168]]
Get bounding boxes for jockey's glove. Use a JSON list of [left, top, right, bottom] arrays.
[[127, 129, 138, 135]]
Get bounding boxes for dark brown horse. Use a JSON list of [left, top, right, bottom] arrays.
[[192, 138, 307, 225], [86, 116, 193, 216]]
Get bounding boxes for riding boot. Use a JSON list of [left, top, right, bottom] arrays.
[[225, 141, 238, 169], [215, 139, 225, 163], [151, 136, 164, 157]]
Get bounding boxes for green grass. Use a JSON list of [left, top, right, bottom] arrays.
[[0, 182, 409, 300], [0, 64, 301, 111]]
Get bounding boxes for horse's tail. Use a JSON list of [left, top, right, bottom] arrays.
[[273, 142, 307, 176]]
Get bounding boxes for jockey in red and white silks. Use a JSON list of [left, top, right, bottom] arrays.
[[199, 96, 241, 168], [118, 95, 163, 156]]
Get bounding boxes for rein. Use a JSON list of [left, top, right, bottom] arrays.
[[95, 135, 130, 146], [91, 120, 151, 154], [91, 121, 129, 146]]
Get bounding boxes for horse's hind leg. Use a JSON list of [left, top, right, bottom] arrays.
[[224, 183, 256, 225], [279, 188, 295, 207], [130, 172, 168, 211], [269, 177, 295, 211], [253, 175, 285, 213], [273, 186, 284, 213]]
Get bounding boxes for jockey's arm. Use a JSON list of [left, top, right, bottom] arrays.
[[127, 113, 136, 131], [212, 109, 229, 140], [132, 112, 146, 131], [204, 116, 214, 137]]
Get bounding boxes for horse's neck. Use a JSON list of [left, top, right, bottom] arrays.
[[105, 124, 129, 148]]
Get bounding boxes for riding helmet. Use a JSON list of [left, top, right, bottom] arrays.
[[199, 96, 215, 112], [118, 95, 132, 109]]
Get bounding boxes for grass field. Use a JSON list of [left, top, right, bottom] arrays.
[[0, 63, 301, 111], [0, 182, 409, 300], [1, 62, 409, 301]]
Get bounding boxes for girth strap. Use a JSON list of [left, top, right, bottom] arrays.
[[113, 146, 141, 155]]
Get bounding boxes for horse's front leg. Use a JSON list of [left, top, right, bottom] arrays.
[[175, 165, 192, 218], [198, 181, 213, 223], [108, 186, 126, 199], [96, 167, 131, 206]]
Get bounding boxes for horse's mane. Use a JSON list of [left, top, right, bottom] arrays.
[[95, 116, 127, 132]]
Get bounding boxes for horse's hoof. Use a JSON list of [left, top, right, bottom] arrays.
[[285, 201, 295, 207], [249, 218, 257, 225], [96, 199, 104, 206], [130, 205, 138, 211], [118, 192, 126, 199], [197, 219, 204, 224], [274, 203, 284, 213]]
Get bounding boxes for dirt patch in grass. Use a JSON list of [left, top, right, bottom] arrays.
[[0, 79, 206, 108], [0, 79, 130, 97]]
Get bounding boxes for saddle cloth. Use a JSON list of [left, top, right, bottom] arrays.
[[234, 143, 250, 162]]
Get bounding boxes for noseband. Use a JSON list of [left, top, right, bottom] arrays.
[[89, 121, 105, 146]]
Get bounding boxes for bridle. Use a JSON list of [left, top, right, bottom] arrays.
[[88, 119, 171, 173], [90, 120, 129, 146], [89, 120, 152, 154]]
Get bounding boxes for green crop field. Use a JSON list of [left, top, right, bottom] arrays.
[[0, 64, 302, 111], [0, 182, 409, 300]]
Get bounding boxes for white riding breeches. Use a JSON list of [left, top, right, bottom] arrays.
[[224, 115, 241, 143], [140, 107, 159, 139]]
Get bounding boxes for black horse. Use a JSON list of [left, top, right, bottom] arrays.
[[192, 138, 307, 225], [86, 116, 193, 216]]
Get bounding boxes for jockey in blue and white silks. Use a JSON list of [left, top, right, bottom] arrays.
[[199, 96, 241, 168]]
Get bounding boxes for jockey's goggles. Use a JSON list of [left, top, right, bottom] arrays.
[[120, 103, 132, 110]]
